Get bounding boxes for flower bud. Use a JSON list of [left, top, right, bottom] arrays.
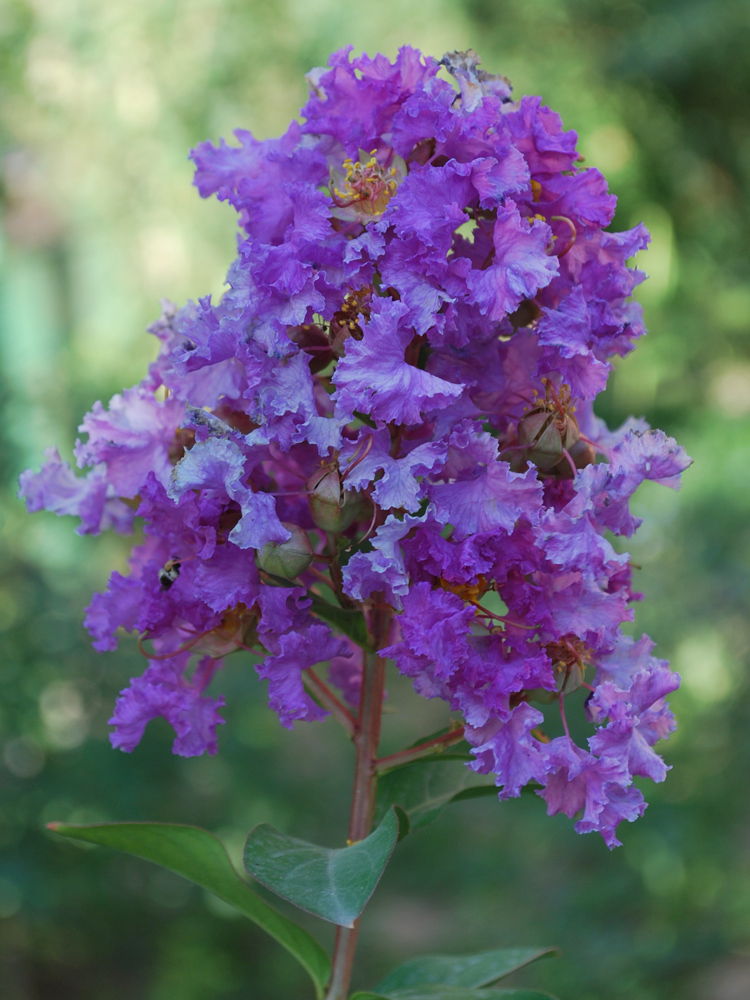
[[517, 383, 581, 473], [567, 436, 595, 472], [257, 522, 314, 579], [307, 468, 365, 533], [518, 409, 565, 470]]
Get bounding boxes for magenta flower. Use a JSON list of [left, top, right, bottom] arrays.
[[21, 47, 689, 846]]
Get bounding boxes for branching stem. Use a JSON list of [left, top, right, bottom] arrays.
[[374, 726, 466, 773]]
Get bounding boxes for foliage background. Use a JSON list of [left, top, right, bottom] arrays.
[[1, 1, 749, 998]]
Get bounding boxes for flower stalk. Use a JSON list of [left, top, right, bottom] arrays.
[[325, 606, 390, 1000]]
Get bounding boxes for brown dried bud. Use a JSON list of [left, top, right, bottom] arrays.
[[527, 635, 590, 702]]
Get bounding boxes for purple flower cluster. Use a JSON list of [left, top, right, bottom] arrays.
[[20, 48, 690, 846]]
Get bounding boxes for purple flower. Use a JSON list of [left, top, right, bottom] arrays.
[[257, 624, 350, 729], [168, 437, 290, 550], [75, 387, 185, 497], [463, 206, 558, 321], [20, 46, 688, 847], [19, 448, 133, 536], [110, 654, 225, 757], [468, 704, 549, 799], [333, 299, 463, 424]]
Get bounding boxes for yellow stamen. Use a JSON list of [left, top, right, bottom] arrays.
[[439, 574, 489, 606], [332, 153, 400, 217]]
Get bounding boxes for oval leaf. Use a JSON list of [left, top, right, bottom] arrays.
[[353, 990, 558, 1000], [47, 821, 330, 999], [374, 756, 495, 833], [351, 985, 556, 1000], [243, 808, 399, 927], [375, 947, 558, 992]]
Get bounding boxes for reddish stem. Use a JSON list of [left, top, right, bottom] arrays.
[[303, 668, 356, 738], [375, 726, 466, 773], [307, 565, 336, 590], [325, 606, 389, 1000], [559, 691, 571, 739]]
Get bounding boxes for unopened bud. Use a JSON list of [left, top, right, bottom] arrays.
[[307, 468, 365, 533], [518, 407, 580, 472], [257, 523, 314, 579], [567, 436, 595, 472]]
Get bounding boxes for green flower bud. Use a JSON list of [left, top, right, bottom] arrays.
[[307, 468, 365, 533], [518, 409, 563, 470], [517, 380, 588, 476], [518, 407, 581, 470], [257, 523, 314, 579]]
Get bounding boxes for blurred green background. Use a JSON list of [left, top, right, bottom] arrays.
[[1, 1, 749, 998]]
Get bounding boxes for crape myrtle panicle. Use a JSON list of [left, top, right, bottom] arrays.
[[19, 48, 691, 848]]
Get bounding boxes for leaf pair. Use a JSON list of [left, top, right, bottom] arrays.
[[49, 810, 400, 999], [48, 749, 549, 999]]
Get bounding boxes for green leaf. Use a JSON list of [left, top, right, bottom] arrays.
[[353, 991, 558, 1000], [48, 822, 330, 998], [374, 756, 496, 832], [353, 409, 378, 429], [243, 807, 398, 927], [450, 785, 501, 804], [394, 805, 410, 841], [375, 947, 558, 992], [308, 592, 370, 648]]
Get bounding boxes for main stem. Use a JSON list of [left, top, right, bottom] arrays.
[[324, 607, 388, 1000]]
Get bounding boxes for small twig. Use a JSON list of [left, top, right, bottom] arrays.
[[303, 669, 356, 738], [561, 446, 578, 479], [307, 565, 336, 590], [473, 604, 540, 631], [559, 691, 571, 739], [374, 726, 466, 773]]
